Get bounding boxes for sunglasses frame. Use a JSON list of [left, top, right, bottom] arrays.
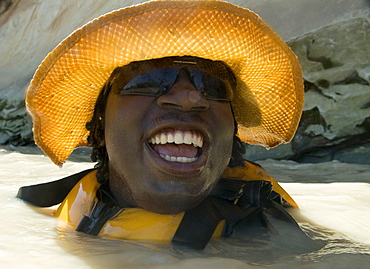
[[108, 56, 236, 102]]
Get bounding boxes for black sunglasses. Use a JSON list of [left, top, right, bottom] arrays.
[[109, 57, 236, 101]]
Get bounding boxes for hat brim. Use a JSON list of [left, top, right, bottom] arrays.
[[26, 0, 304, 166]]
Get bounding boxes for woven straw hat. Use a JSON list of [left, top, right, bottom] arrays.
[[26, 0, 304, 166]]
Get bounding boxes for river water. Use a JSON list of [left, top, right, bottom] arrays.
[[1, 147, 369, 268]]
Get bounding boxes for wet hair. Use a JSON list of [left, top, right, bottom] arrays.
[[86, 65, 246, 184]]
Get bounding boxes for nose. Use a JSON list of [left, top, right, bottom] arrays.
[[157, 68, 209, 111]]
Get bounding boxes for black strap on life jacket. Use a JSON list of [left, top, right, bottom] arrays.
[[76, 183, 122, 235], [76, 200, 121, 235], [16, 169, 95, 207], [172, 179, 281, 249]]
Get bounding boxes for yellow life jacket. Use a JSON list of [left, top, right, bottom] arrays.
[[55, 161, 297, 243]]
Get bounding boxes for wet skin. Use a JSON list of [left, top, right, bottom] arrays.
[[104, 69, 235, 214]]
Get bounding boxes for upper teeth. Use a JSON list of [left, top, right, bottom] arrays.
[[150, 130, 203, 148]]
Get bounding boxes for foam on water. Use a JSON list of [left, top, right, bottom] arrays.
[[1, 148, 370, 268]]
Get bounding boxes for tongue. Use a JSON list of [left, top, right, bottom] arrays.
[[151, 144, 198, 158]]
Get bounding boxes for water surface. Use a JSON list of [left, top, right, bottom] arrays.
[[1, 148, 369, 268]]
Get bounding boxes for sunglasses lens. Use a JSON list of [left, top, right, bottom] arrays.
[[192, 70, 228, 101], [121, 68, 178, 96], [119, 60, 232, 101]]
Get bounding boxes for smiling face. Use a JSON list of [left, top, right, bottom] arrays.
[[104, 59, 235, 214]]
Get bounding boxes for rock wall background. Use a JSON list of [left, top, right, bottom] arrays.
[[0, 0, 369, 163], [245, 10, 370, 164]]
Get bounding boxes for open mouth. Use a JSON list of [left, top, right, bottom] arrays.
[[149, 129, 203, 163]]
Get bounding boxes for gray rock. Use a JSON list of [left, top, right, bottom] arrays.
[[0, 0, 369, 163], [286, 17, 370, 164]]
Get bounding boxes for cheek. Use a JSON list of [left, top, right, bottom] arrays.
[[207, 103, 235, 172], [104, 95, 149, 140], [211, 103, 235, 142], [104, 106, 128, 152], [104, 96, 141, 158]]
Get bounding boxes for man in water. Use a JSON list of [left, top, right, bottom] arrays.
[[18, 0, 306, 249]]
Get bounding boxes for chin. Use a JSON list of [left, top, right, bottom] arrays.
[[137, 192, 207, 214]]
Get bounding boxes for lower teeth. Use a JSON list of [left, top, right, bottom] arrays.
[[160, 154, 197, 163]]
